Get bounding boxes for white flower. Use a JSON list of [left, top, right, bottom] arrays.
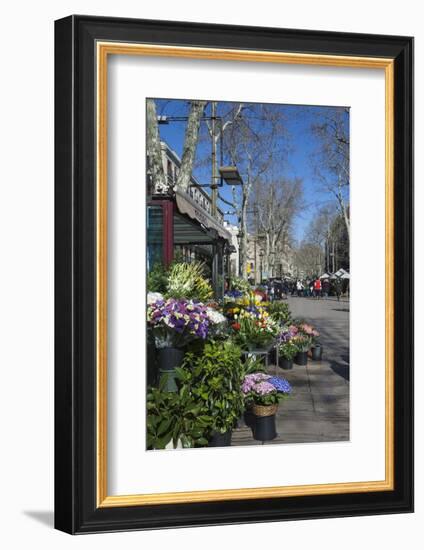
[[147, 292, 164, 305], [206, 308, 226, 325]]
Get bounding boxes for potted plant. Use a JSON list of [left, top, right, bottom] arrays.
[[298, 322, 322, 361], [147, 297, 226, 391], [277, 326, 298, 369], [176, 341, 245, 447], [279, 339, 298, 370], [241, 373, 292, 441], [165, 261, 213, 302], [292, 334, 313, 365], [232, 311, 278, 350], [146, 375, 214, 449], [268, 301, 291, 326]]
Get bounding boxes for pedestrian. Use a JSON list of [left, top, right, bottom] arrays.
[[313, 277, 322, 299], [296, 280, 303, 297], [334, 277, 342, 301], [269, 282, 275, 302], [322, 278, 330, 298]]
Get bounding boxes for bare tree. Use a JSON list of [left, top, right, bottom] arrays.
[[311, 108, 350, 240], [294, 242, 324, 278], [223, 103, 287, 278], [146, 98, 206, 194], [252, 177, 303, 278]]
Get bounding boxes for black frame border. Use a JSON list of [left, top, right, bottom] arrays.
[[54, 15, 414, 534]]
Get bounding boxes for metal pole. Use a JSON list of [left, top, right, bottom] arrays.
[[253, 208, 258, 283], [211, 102, 217, 218]]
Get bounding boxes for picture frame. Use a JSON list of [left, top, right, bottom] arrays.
[[54, 15, 414, 534]]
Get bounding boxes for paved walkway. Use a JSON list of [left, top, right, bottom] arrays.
[[232, 296, 350, 446]]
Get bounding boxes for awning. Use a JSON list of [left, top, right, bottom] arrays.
[[334, 268, 350, 279], [175, 189, 232, 242]]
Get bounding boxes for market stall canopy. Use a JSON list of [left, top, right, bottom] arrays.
[[334, 268, 350, 279], [175, 189, 232, 242], [320, 272, 331, 279]]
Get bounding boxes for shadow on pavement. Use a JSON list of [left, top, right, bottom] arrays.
[[329, 360, 349, 381]]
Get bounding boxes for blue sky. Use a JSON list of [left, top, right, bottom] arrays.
[[154, 99, 348, 243]]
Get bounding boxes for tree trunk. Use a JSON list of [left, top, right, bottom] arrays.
[[176, 100, 207, 192], [146, 99, 168, 195], [341, 201, 351, 241], [239, 190, 248, 279]]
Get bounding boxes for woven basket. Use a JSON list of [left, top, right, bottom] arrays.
[[252, 403, 278, 417]]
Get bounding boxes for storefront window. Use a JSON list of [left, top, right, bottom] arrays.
[[147, 205, 163, 272]]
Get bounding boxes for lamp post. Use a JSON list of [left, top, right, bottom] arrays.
[[259, 250, 264, 284]]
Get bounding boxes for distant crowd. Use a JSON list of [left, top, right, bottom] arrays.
[[248, 277, 349, 302]]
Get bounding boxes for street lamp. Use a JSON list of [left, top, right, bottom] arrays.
[[259, 250, 264, 284], [218, 166, 244, 186], [190, 165, 244, 189]]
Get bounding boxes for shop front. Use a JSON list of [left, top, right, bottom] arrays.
[[147, 190, 232, 300]]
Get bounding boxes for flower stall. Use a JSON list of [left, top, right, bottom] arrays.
[[146, 258, 324, 449]]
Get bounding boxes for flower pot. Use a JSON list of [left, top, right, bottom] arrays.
[[243, 408, 256, 429], [294, 351, 308, 365], [311, 345, 323, 361], [280, 357, 293, 370], [158, 347, 185, 392], [252, 404, 278, 441], [208, 430, 232, 447]]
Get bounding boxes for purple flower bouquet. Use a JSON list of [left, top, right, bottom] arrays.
[[147, 298, 227, 349]]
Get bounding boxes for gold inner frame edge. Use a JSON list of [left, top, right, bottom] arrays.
[[96, 42, 395, 508]]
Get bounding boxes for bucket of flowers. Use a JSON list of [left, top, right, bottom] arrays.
[[284, 322, 313, 366], [231, 309, 279, 351], [299, 322, 322, 361], [278, 326, 299, 370], [147, 295, 226, 391], [241, 373, 292, 441]]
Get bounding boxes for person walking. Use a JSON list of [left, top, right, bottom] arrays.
[[296, 280, 303, 297], [322, 278, 330, 298], [313, 277, 322, 299], [334, 276, 342, 301]]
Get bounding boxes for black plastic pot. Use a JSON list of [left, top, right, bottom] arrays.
[[243, 409, 256, 429], [294, 351, 308, 365], [311, 345, 323, 361], [253, 415, 277, 441], [280, 357, 293, 370], [208, 430, 232, 447], [158, 347, 185, 392]]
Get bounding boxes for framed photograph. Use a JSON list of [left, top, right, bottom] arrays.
[[54, 15, 413, 534]]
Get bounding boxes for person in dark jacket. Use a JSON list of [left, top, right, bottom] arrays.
[[322, 279, 330, 298]]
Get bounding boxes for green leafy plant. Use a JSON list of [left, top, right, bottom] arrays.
[[147, 262, 169, 293], [292, 334, 313, 352], [166, 261, 213, 302], [229, 276, 251, 294], [242, 354, 268, 376], [268, 301, 291, 325], [232, 315, 278, 349], [177, 341, 245, 435], [278, 339, 298, 360], [146, 375, 213, 449]]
